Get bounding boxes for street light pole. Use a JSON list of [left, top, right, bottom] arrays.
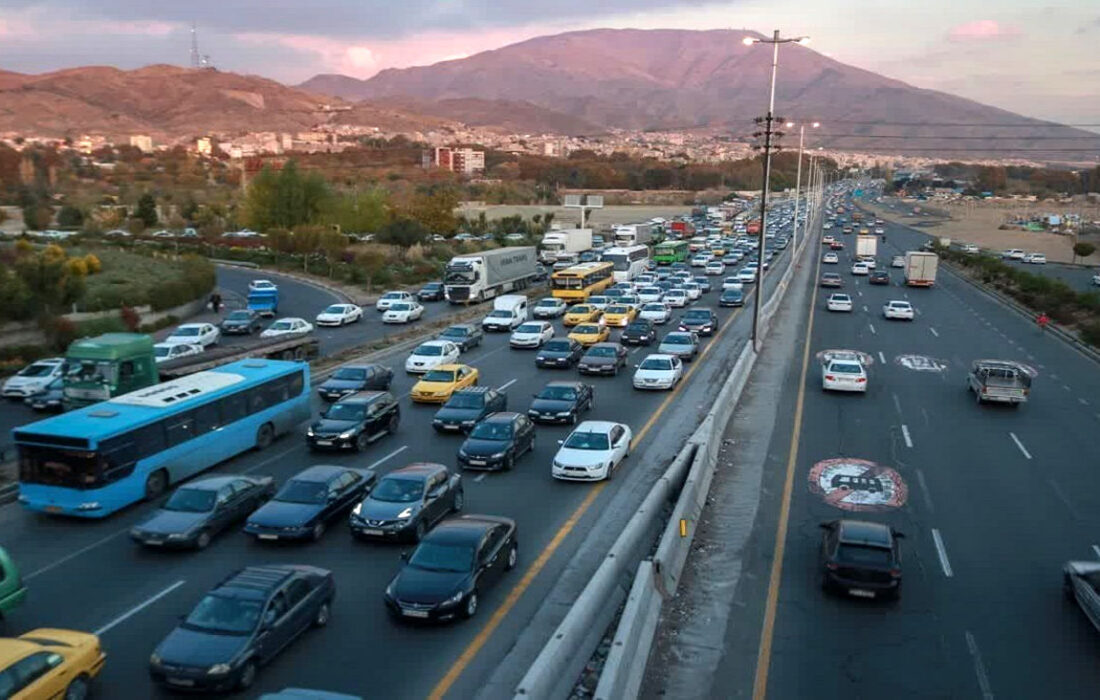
[[743, 30, 809, 353], [786, 122, 819, 252]]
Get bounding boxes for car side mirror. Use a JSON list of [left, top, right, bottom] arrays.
[[400, 550, 409, 561], [557, 439, 564, 445], [893, 531, 906, 539], [634, 364, 640, 369], [818, 522, 834, 530], [328, 493, 340, 503]]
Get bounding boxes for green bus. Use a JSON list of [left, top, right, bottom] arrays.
[[653, 240, 688, 265]]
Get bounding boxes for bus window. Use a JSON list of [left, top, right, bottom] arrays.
[[194, 402, 220, 434], [19, 446, 100, 489], [165, 414, 196, 447], [221, 393, 248, 423]]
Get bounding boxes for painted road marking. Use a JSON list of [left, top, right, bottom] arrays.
[[901, 424, 913, 448], [879, 351, 887, 364], [929, 327, 939, 337], [25, 529, 129, 582], [1092, 545, 1100, 559], [868, 323, 877, 335], [1063, 384, 1071, 392], [892, 393, 902, 416], [1080, 398, 1090, 406], [367, 445, 409, 471], [932, 528, 954, 578], [473, 474, 487, 483], [1009, 432, 1032, 460], [497, 378, 518, 392], [965, 631, 995, 700], [95, 580, 186, 636], [916, 468, 934, 513], [242, 443, 302, 475], [1048, 480, 1081, 521], [862, 305, 868, 312]]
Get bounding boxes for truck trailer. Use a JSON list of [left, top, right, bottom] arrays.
[[539, 228, 592, 263], [612, 223, 656, 247], [904, 251, 938, 287], [443, 246, 539, 304], [855, 234, 878, 259]]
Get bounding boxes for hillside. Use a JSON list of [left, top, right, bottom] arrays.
[[300, 28, 1100, 159]]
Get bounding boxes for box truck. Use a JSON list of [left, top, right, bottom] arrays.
[[613, 223, 656, 247], [855, 234, 878, 259], [539, 228, 592, 263], [904, 251, 938, 287], [443, 246, 539, 303]]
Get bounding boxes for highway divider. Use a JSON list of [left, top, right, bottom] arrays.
[[515, 198, 822, 700]]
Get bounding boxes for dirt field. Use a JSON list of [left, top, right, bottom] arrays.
[[457, 204, 693, 229], [865, 199, 1100, 266]]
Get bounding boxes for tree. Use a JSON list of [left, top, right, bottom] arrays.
[[406, 186, 459, 236], [57, 204, 85, 229], [14, 245, 86, 316], [321, 187, 389, 234], [21, 201, 52, 230], [135, 193, 158, 227], [241, 161, 331, 231], [1073, 242, 1097, 263]]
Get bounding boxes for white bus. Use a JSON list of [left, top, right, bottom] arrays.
[[601, 245, 650, 283]]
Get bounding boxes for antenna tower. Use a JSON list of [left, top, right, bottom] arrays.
[[190, 22, 201, 68]]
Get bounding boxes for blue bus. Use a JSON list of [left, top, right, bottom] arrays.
[[13, 359, 310, 518]]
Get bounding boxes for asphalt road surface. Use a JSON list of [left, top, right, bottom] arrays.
[[663, 212, 1100, 698], [0, 236, 801, 699]]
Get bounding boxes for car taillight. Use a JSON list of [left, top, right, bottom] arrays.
[[856, 378, 866, 383], [826, 562, 838, 570], [825, 375, 835, 381], [889, 568, 901, 578], [981, 387, 988, 394]]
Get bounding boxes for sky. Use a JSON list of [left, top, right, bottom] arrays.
[[0, 0, 1096, 127]]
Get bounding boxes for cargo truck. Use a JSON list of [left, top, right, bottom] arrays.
[[247, 288, 279, 316], [539, 228, 592, 263], [612, 223, 656, 247], [443, 246, 539, 304], [62, 332, 319, 410], [855, 234, 878, 259], [904, 251, 938, 287]]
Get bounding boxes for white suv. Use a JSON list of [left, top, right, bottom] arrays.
[[2, 358, 66, 398]]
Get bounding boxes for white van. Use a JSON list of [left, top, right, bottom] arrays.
[[482, 295, 528, 332]]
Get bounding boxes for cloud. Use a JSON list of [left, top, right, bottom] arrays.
[[947, 19, 1022, 42], [1076, 16, 1100, 34]]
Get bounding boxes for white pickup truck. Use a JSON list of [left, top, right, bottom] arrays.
[[967, 360, 1031, 405]]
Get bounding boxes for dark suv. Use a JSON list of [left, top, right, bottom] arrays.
[[307, 391, 400, 451], [432, 387, 507, 433], [349, 463, 463, 542], [418, 282, 446, 301], [819, 519, 903, 600], [149, 564, 335, 692]]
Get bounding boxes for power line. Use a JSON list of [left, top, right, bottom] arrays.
[[814, 134, 1100, 141], [815, 120, 1100, 128]]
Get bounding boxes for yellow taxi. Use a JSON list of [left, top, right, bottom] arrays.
[[568, 323, 610, 346], [411, 364, 479, 403], [563, 305, 603, 327], [0, 628, 106, 699], [601, 304, 637, 328]]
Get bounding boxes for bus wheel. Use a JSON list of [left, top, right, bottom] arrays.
[[144, 470, 168, 500], [255, 423, 275, 450]]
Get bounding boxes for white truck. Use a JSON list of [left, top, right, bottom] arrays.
[[443, 246, 539, 304], [539, 228, 592, 263], [855, 234, 878, 259], [904, 251, 938, 287], [613, 223, 656, 247]]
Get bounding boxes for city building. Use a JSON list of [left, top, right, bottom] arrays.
[[130, 135, 153, 153], [434, 147, 486, 174]]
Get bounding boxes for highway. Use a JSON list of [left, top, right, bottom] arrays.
[[0, 235, 801, 698], [647, 205, 1100, 698]]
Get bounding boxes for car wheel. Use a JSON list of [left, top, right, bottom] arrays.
[[413, 520, 426, 543], [237, 660, 258, 690], [195, 530, 212, 550], [313, 600, 331, 627], [505, 543, 518, 571], [462, 591, 479, 619], [64, 675, 90, 700], [612, 364, 619, 376], [144, 470, 168, 500], [388, 415, 400, 434], [311, 521, 326, 541], [355, 433, 370, 452], [255, 423, 275, 450], [452, 489, 465, 512], [504, 453, 515, 471], [569, 412, 578, 426]]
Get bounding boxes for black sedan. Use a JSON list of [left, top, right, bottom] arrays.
[[869, 270, 890, 285], [620, 320, 657, 346], [350, 463, 463, 542], [244, 465, 376, 542], [819, 519, 903, 600], [457, 413, 536, 471], [418, 281, 446, 301], [306, 391, 400, 451], [131, 475, 275, 549], [219, 309, 263, 335], [384, 515, 517, 622], [438, 324, 483, 352], [577, 342, 628, 376], [719, 288, 744, 307], [432, 387, 507, 433], [316, 364, 394, 401], [679, 308, 718, 336], [149, 564, 334, 692], [535, 338, 584, 369], [527, 381, 594, 425]]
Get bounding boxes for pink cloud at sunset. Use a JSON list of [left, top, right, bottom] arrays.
[[947, 19, 1022, 42]]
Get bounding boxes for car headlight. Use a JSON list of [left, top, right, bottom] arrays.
[[207, 663, 232, 675], [307, 427, 315, 437], [130, 527, 144, 538], [386, 582, 395, 598], [352, 502, 362, 516], [397, 507, 414, 519], [150, 652, 162, 666], [458, 449, 469, 458], [339, 430, 356, 439], [167, 532, 189, 540], [491, 451, 507, 459], [445, 590, 465, 605], [462, 420, 476, 426], [553, 460, 566, 469], [557, 411, 573, 417]]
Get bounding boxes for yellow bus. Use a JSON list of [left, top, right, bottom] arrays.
[[551, 262, 615, 302]]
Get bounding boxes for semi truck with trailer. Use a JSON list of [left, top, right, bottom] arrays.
[[612, 223, 656, 247], [443, 246, 539, 304]]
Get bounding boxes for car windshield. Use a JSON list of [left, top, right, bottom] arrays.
[[640, 358, 673, 370], [516, 324, 543, 333], [543, 340, 572, 352], [536, 300, 558, 307], [571, 306, 594, 315], [606, 306, 630, 314], [539, 386, 577, 401], [470, 421, 513, 440], [423, 283, 442, 290], [642, 304, 665, 312], [324, 305, 346, 314], [664, 335, 692, 345], [382, 293, 402, 300], [325, 403, 368, 421], [564, 431, 611, 450], [271, 321, 292, 331], [154, 346, 171, 358], [587, 346, 617, 357], [667, 290, 685, 297], [832, 296, 850, 302], [163, 488, 216, 513], [390, 303, 411, 311], [371, 477, 423, 503], [830, 363, 863, 374], [424, 370, 457, 382], [184, 594, 263, 635], [626, 323, 650, 332], [445, 393, 484, 409], [574, 325, 600, 334], [227, 311, 252, 321], [684, 310, 710, 320], [409, 542, 475, 573], [442, 327, 469, 338], [836, 544, 893, 568], [641, 288, 661, 295], [275, 479, 328, 505], [489, 310, 511, 318], [333, 368, 367, 381], [414, 345, 445, 356], [172, 327, 200, 336]]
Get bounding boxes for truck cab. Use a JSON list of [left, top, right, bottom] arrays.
[[247, 287, 279, 317], [63, 333, 158, 410]]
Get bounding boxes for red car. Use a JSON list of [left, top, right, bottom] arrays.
[[830, 241, 845, 250]]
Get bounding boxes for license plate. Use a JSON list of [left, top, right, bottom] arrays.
[[849, 589, 875, 598], [258, 534, 278, 540], [468, 459, 486, 466], [402, 609, 429, 618], [145, 539, 163, 545], [363, 529, 383, 536], [46, 506, 61, 514], [315, 440, 333, 446], [167, 678, 195, 687]]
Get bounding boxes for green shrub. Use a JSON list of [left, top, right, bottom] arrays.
[[1081, 321, 1100, 348]]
